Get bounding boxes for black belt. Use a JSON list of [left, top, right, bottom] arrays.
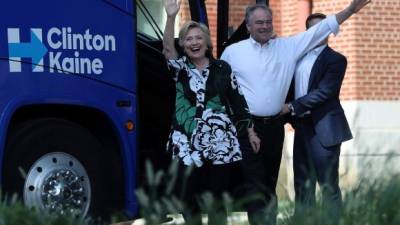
[[296, 114, 313, 123], [251, 114, 282, 123], [297, 113, 312, 119]]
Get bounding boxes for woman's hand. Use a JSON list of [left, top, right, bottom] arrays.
[[163, 0, 181, 17], [248, 128, 261, 153], [162, 0, 180, 59]]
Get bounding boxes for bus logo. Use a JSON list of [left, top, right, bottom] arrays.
[[7, 27, 117, 75], [8, 28, 47, 72]]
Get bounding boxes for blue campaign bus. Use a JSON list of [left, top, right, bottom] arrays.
[[0, 0, 260, 219], [0, 0, 143, 218]]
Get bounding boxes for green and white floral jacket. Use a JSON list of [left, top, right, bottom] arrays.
[[167, 56, 253, 167]]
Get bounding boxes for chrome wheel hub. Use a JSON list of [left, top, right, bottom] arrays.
[[24, 152, 91, 217]]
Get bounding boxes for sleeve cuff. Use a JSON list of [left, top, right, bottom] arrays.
[[288, 103, 296, 116], [168, 57, 186, 69], [327, 15, 340, 36]]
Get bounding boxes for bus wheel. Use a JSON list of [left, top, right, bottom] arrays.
[[2, 118, 109, 218], [24, 152, 91, 217]]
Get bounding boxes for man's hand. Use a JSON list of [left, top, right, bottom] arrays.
[[349, 0, 372, 14], [337, 0, 371, 24], [163, 0, 181, 17], [280, 104, 290, 115], [248, 128, 261, 153]]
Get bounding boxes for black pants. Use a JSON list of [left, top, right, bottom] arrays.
[[293, 117, 342, 215], [239, 116, 284, 225], [177, 162, 234, 225]]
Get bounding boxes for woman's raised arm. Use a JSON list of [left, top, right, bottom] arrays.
[[162, 0, 180, 60]]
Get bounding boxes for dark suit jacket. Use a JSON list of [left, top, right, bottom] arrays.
[[291, 46, 353, 147]]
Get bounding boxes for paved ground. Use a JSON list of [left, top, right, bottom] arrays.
[[113, 212, 250, 225]]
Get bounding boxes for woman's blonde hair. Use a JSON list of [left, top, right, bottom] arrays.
[[178, 21, 213, 57]]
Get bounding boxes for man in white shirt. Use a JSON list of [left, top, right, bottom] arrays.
[[221, 1, 370, 224], [282, 13, 352, 218]]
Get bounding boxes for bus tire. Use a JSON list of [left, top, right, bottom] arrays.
[[2, 118, 114, 218]]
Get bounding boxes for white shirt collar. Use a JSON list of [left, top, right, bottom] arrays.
[[249, 36, 269, 47]]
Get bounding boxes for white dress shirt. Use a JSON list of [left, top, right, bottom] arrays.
[[295, 44, 327, 100], [221, 15, 339, 116]]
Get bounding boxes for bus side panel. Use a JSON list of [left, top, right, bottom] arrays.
[[0, 0, 138, 217], [0, 0, 136, 92]]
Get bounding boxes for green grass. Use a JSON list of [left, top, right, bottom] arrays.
[[0, 193, 130, 225], [277, 175, 400, 225], [1, 161, 400, 225], [0, 193, 93, 225], [136, 161, 400, 225]]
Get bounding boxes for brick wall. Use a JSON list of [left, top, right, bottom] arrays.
[[228, 0, 253, 32], [311, 0, 400, 100], [261, 0, 400, 101], [179, 0, 400, 101], [179, 1, 191, 25]]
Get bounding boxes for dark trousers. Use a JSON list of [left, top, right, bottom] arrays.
[[239, 116, 284, 225], [177, 162, 234, 225], [293, 117, 342, 214]]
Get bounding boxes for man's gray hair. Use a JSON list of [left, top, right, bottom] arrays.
[[245, 4, 273, 25]]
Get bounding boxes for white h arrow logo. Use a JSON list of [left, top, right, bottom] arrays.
[[8, 28, 46, 72]]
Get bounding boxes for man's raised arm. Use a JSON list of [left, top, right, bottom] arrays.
[[336, 0, 371, 24]]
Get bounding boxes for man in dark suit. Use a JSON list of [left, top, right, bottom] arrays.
[[281, 13, 353, 213]]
